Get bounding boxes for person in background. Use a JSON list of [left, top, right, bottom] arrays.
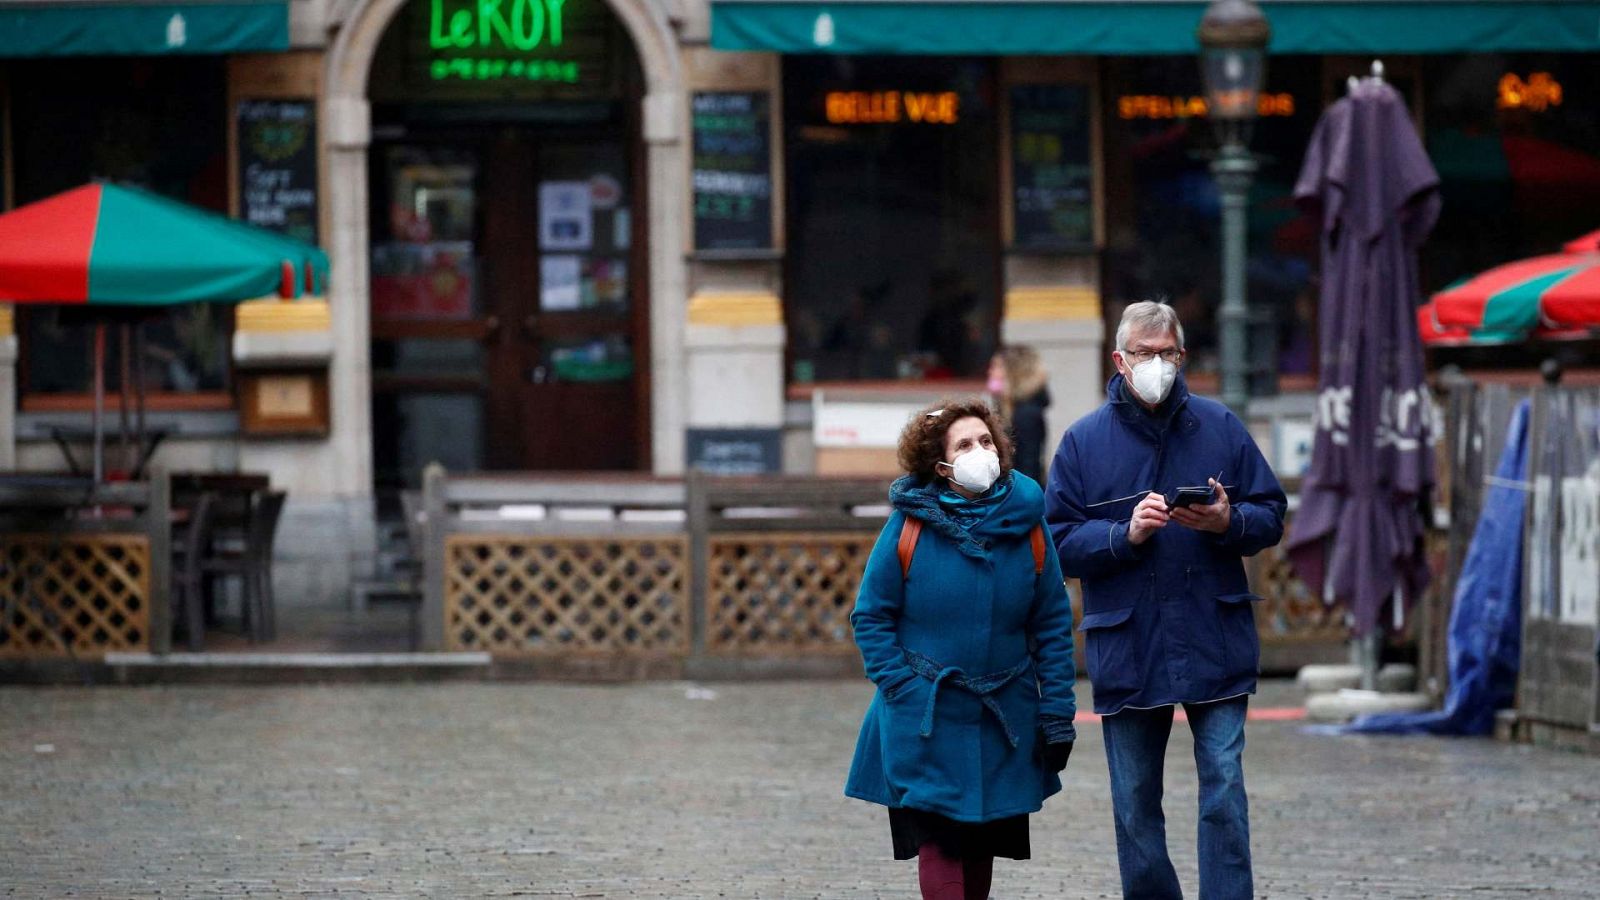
[[845, 397, 1077, 900], [989, 345, 1051, 484], [1043, 301, 1286, 900]]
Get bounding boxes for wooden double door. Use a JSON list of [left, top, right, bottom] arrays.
[[370, 125, 648, 485]]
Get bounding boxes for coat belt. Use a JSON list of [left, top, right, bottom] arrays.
[[904, 649, 1034, 748]]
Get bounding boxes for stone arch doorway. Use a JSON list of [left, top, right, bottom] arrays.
[[322, 0, 687, 494]]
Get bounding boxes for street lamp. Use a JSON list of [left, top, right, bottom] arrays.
[[1197, 0, 1270, 416]]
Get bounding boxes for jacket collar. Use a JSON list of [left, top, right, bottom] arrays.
[[1106, 372, 1192, 438]]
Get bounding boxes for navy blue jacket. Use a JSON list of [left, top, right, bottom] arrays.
[[1045, 375, 1286, 715], [845, 472, 1076, 822]]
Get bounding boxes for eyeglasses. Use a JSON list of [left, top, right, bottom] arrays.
[[1121, 348, 1184, 365]]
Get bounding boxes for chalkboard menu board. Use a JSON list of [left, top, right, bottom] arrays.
[[1010, 84, 1094, 252], [686, 428, 782, 475], [236, 99, 319, 245], [692, 91, 773, 252]]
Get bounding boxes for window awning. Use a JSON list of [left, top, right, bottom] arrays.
[[0, 1, 288, 57], [710, 1, 1600, 55]]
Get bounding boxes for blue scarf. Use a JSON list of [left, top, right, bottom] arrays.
[[938, 479, 1011, 533]]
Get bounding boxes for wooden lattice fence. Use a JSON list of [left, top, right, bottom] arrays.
[[443, 535, 689, 655], [0, 534, 151, 657], [1246, 528, 1345, 644], [705, 532, 873, 655], [419, 470, 1429, 674]]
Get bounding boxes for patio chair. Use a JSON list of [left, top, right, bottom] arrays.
[[349, 490, 424, 650], [200, 490, 286, 643], [171, 492, 217, 652]]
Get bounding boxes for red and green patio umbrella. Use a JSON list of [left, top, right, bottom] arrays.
[[1563, 229, 1600, 254], [0, 182, 327, 305], [0, 182, 330, 481], [1427, 243, 1600, 343]]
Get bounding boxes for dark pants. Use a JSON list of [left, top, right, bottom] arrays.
[[1101, 696, 1252, 900]]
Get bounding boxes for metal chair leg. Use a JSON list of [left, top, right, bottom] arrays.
[[183, 575, 204, 652], [254, 571, 274, 642], [260, 567, 276, 642]]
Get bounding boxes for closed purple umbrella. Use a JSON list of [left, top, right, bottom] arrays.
[[1286, 77, 1441, 638]]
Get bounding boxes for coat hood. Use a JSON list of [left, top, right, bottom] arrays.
[[890, 471, 1047, 558]]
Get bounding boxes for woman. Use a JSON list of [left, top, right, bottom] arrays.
[[988, 346, 1051, 485], [845, 397, 1077, 900]]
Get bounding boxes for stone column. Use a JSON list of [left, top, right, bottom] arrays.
[[317, 93, 375, 497], [999, 57, 1107, 453], [685, 293, 786, 431], [644, 89, 691, 473], [1001, 258, 1107, 448], [680, 50, 787, 449], [224, 47, 375, 606]]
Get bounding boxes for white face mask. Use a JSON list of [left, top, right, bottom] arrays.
[[941, 447, 1001, 493], [1128, 356, 1178, 406]]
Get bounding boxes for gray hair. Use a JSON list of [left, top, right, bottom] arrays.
[[1115, 301, 1185, 351]]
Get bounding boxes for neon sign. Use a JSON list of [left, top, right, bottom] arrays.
[[430, 0, 567, 49], [825, 91, 960, 125], [1498, 72, 1562, 112], [1117, 93, 1294, 120], [425, 0, 580, 83]]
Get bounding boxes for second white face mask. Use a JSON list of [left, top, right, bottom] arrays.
[[1129, 357, 1178, 405], [943, 447, 1001, 493]]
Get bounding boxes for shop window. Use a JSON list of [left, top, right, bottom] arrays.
[[1101, 57, 1321, 386], [9, 57, 232, 410], [21, 307, 232, 401], [1421, 53, 1600, 290], [784, 56, 1001, 383], [1421, 53, 1600, 370]]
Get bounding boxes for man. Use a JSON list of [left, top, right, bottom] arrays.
[[1044, 301, 1286, 900]]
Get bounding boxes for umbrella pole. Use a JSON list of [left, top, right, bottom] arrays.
[[1351, 632, 1380, 691], [119, 323, 132, 475], [92, 322, 105, 484], [134, 323, 147, 469]]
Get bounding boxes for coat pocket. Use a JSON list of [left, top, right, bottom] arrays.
[[1078, 606, 1139, 693], [880, 668, 918, 701], [1215, 593, 1263, 678]]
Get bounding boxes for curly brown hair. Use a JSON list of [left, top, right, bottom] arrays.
[[896, 397, 1015, 483]]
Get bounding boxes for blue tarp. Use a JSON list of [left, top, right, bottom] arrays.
[[1343, 400, 1530, 736]]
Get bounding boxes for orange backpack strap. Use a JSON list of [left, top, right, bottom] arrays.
[[901, 518, 1044, 577], [897, 517, 924, 579]]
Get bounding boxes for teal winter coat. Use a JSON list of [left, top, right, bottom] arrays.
[[844, 472, 1077, 823]]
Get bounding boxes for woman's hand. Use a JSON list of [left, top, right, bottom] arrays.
[[1043, 740, 1073, 773]]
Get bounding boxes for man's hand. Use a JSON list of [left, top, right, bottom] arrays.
[[1127, 492, 1170, 545], [1170, 478, 1232, 534]]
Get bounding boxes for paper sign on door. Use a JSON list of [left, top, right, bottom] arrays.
[[540, 255, 582, 311], [539, 181, 593, 251]]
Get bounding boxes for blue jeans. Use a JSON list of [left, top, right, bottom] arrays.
[[1101, 697, 1252, 900]]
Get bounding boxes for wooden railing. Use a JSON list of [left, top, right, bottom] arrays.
[[0, 475, 171, 658], [420, 466, 1360, 676], [690, 475, 886, 658], [420, 468, 690, 658]]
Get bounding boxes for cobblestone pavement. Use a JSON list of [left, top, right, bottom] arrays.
[[3, 679, 1597, 899]]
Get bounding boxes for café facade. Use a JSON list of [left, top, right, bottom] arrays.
[[2, 0, 1599, 603]]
